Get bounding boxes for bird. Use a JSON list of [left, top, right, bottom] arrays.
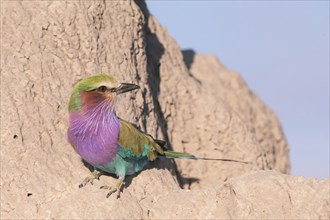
[[67, 74, 248, 198]]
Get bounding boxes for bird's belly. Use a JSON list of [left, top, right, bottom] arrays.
[[95, 154, 149, 176]]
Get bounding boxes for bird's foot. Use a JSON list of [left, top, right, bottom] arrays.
[[100, 176, 124, 199], [79, 170, 101, 188]]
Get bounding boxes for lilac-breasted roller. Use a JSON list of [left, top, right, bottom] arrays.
[[67, 74, 246, 198]]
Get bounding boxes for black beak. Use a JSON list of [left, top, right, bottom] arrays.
[[115, 83, 140, 94]]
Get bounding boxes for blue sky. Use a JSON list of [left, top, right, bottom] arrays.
[[147, 1, 329, 179]]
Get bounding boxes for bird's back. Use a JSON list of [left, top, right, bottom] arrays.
[[117, 119, 164, 160]]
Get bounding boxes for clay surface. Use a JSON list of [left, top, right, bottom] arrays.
[[1, 1, 328, 219]]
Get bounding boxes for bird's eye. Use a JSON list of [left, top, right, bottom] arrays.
[[97, 86, 107, 92]]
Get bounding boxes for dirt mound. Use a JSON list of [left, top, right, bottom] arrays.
[[1, 1, 328, 219]]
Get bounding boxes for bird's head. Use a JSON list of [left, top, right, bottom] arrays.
[[68, 74, 140, 112]]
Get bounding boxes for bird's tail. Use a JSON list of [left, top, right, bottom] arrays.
[[155, 140, 249, 164], [164, 150, 197, 159], [163, 150, 249, 164]]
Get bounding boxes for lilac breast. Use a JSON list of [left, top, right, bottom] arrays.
[[67, 103, 120, 166]]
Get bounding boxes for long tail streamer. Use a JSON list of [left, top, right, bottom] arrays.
[[163, 150, 250, 164]]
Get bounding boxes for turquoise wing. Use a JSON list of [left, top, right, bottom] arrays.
[[117, 119, 164, 160]]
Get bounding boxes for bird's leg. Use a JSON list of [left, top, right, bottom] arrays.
[[79, 170, 102, 188], [100, 175, 125, 199]]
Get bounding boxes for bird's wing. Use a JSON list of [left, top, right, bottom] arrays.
[[117, 118, 164, 161]]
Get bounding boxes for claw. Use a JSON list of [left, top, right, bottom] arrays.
[[79, 170, 101, 188], [100, 176, 124, 198]]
